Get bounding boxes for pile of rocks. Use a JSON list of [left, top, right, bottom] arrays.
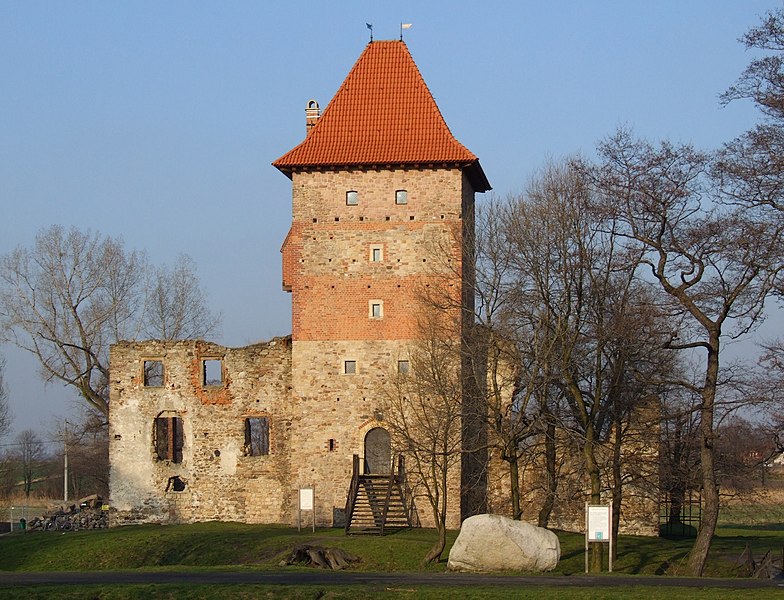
[[25, 495, 108, 532]]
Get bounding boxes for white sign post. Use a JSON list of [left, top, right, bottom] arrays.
[[298, 486, 315, 533], [585, 503, 613, 573]]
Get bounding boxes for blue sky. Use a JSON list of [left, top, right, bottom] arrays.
[[0, 1, 777, 436]]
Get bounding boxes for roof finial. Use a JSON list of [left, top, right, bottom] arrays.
[[400, 22, 412, 41], [366, 23, 373, 43]]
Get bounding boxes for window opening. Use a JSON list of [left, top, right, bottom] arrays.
[[371, 246, 383, 262], [398, 360, 410, 374], [344, 360, 357, 374], [370, 301, 383, 319], [203, 359, 223, 386], [346, 190, 358, 206], [245, 417, 270, 456], [154, 416, 184, 463], [166, 476, 186, 492], [395, 190, 408, 205], [328, 438, 336, 451], [143, 360, 164, 387]]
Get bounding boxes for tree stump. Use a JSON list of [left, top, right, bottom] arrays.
[[282, 545, 360, 570]]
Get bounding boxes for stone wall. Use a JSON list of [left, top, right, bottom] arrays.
[[283, 167, 465, 342], [109, 338, 292, 525], [284, 166, 472, 529], [485, 414, 660, 536]]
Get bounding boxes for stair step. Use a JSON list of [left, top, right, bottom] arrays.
[[346, 468, 415, 535]]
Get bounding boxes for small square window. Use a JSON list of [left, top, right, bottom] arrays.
[[398, 360, 410, 374], [346, 190, 358, 205], [344, 360, 357, 374], [370, 301, 383, 319], [370, 246, 383, 262], [203, 359, 223, 386], [144, 360, 164, 387], [395, 190, 408, 205]]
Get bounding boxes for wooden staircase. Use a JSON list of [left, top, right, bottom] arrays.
[[345, 454, 419, 535]]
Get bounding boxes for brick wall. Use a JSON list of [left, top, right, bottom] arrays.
[[284, 167, 465, 342]]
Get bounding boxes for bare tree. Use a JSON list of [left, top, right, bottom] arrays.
[[382, 309, 463, 565], [0, 356, 11, 442], [715, 416, 775, 491], [14, 429, 44, 500], [65, 409, 110, 498], [501, 161, 669, 570], [659, 385, 702, 533], [0, 226, 221, 416], [589, 129, 782, 576], [718, 7, 784, 216], [471, 202, 546, 521], [144, 254, 221, 340]]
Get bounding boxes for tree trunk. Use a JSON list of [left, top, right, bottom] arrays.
[[611, 416, 623, 561], [508, 454, 522, 520], [686, 336, 720, 577], [538, 418, 557, 528], [584, 434, 604, 572], [423, 522, 447, 565]]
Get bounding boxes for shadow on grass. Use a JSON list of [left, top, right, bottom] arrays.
[[721, 523, 784, 532]]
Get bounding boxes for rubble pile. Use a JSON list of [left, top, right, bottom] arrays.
[[25, 495, 108, 532]]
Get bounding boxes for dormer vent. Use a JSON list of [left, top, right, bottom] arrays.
[[306, 99, 320, 132]]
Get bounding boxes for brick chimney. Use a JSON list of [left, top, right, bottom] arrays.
[[305, 99, 320, 132]]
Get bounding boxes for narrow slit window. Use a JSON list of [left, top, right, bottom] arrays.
[[143, 360, 164, 387], [370, 245, 383, 262], [344, 360, 356, 375], [203, 359, 223, 387], [395, 190, 408, 205], [154, 416, 184, 463], [346, 190, 358, 206], [244, 417, 270, 456]]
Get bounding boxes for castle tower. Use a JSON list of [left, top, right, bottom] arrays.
[[273, 41, 490, 526]]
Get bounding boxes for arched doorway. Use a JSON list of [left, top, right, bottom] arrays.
[[364, 427, 391, 474]]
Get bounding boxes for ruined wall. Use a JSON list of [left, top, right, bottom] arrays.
[[109, 338, 292, 525], [485, 412, 661, 536]]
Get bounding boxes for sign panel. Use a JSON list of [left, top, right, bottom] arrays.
[[299, 488, 314, 511], [587, 505, 610, 542]]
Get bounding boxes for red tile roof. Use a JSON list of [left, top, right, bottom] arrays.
[[273, 41, 490, 191]]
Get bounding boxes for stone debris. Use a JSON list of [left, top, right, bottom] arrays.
[[24, 494, 108, 532]]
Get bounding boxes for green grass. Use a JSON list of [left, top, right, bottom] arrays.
[[0, 523, 458, 572], [1, 522, 783, 599], [0, 585, 781, 600], [1, 520, 782, 578]]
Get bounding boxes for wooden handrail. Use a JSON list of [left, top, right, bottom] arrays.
[[344, 454, 360, 533]]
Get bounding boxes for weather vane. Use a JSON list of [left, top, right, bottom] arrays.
[[366, 23, 373, 42]]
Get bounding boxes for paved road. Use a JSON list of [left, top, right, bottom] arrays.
[[1, 570, 783, 589]]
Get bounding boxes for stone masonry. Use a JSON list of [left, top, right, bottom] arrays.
[[109, 338, 292, 524]]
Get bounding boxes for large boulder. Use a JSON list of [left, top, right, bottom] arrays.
[[447, 514, 560, 572]]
